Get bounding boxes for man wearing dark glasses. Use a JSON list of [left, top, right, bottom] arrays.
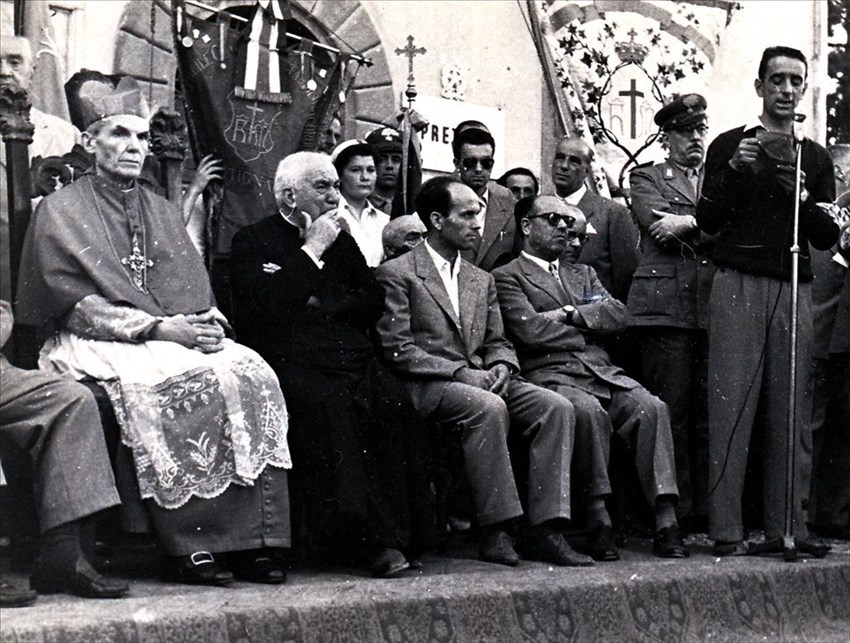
[[452, 122, 518, 271], [494, 197, 688, 559]]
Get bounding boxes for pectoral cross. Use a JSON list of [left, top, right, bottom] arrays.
[[121, 232, 153, 293]]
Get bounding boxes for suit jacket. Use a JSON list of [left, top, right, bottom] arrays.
[[461, 182, 517, 272], [493, 255, 639, 398], [627, 160, 716, 330], [375, 242, 519, 416], [574, 190, 639, 303], [229, 213, 383, 373]]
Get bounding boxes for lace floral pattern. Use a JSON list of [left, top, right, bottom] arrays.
[[41, 331, 290, 509], [102, 350, 290, 509]]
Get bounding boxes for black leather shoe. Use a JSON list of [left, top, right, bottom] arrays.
[[713, 539, 747, 556], [1, 578, 38, 607], [479, 529, 520, 567], [369, 548, 410, 578], [526, 529, 594, 567], [653, 525, 689, 558], [163, 551, 234, 586], [231, 555, 287, 584], [30, 557, 129, 598], [582, 524, 620, 562]]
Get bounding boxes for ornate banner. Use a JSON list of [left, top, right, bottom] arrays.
[[173, 0, 362, 261]]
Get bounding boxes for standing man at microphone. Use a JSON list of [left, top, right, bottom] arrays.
[[696, 46, 838, 555]]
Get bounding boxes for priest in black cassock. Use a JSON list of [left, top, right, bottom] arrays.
[[16, 73, 292, 587], [230, 151, 438, 578]]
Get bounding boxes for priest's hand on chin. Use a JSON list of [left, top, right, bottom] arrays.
[[150, 313, 225, 353]]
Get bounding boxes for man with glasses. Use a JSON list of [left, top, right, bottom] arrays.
[[551, 137, 638, 304], [627, 95, 715, 533], [493, 197, 687, 559], [452, 122, 517, 271]]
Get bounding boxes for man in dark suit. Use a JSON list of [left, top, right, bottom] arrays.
[[551, 137, 639, 303], [493, 196, 687, 559], [375, 176, 594, 568], [627, 95, 715, 531], [230, 152, 437, 578], [452, 122, 517, 271]]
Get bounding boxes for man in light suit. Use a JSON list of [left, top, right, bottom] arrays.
[[627, 95, 715, 531], [551, 137, 638, 303], [493, 196, 688, 558], [452, 122, 517, 271], [376, 176, 594, 568]]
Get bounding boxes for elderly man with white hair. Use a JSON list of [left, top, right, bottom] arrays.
[[230, 152, 437, 578], [16, 71, 292, 588]]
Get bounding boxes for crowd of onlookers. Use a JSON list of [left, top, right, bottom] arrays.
[[1, 34, 848, 608]]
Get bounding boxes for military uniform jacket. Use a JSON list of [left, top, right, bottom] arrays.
[[627, 160, 716, 330]]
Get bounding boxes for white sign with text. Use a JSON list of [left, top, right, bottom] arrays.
[[413, 95, 505, 176]]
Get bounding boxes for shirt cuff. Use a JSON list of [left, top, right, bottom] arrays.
[[301, 246, 324, 269]]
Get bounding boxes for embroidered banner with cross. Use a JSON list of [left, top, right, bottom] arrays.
[[172, 0, 365, 262]]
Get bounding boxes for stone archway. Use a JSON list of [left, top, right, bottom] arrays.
[[113, 0, 395, 138]]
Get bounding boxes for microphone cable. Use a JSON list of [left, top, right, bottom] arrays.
[[699, 275, 785, 509]]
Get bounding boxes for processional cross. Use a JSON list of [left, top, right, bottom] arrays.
[[122, 233, 154, 293], [395, 35, 426, 106], [395, 35, 426, 85]]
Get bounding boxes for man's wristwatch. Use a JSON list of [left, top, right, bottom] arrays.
[[563, 305, 576, 324]]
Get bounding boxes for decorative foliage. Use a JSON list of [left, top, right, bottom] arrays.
[[542, 0, 741, 194]]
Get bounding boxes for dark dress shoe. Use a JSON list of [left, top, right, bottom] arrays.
[[713, 539, 747, 556], [231, 555, 287, 584], [369, 549, 410, 578], [479, 529, 520, 566], [30, 557, 129, 598], [1, 578, 38, 607], [527, 530, 594, 567], [163, 551, 234, 586], [582, 524, 620, 562], [653, 525, 689, 558]]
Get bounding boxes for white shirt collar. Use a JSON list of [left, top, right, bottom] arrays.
[[424, 239, 459, 276], [424, 240, 461, 316], [561, 184, 587, 205], [338, 195, 382, 220], [742, 115, 766, 133], [521, 251, 557, 273]]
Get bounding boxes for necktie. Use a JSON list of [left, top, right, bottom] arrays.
[[549, 263, 559, 280], [685, 167, 699, 194]]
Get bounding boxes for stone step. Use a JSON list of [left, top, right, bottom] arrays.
[[2, 539, 848, 642]]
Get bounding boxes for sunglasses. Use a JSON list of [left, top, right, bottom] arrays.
[[526, 212, 576, 227], [567, 231, 590, 244], [461, 157, 495, 170]]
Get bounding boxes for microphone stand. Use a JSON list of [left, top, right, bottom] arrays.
[[747, 117, 829, 561]]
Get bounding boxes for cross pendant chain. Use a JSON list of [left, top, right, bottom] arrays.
[[121, 231, 153, 294]]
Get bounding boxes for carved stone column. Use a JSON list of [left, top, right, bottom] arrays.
[[149, 107, 186, 206], [0, 81, 36, 365]]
